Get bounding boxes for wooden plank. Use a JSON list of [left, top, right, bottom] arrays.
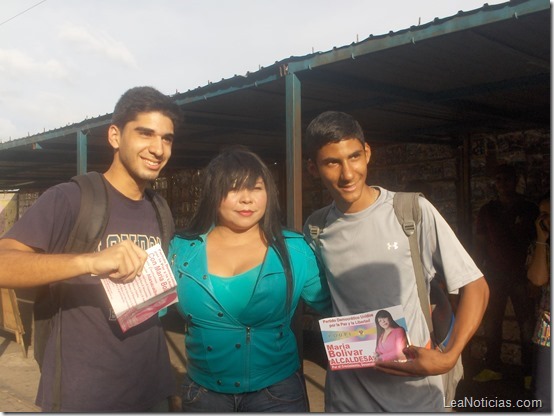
[[0, 289, 27, 357]]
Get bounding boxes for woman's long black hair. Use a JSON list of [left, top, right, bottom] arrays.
[[183, 146, 294, 312], [375, 309, 403, 342]]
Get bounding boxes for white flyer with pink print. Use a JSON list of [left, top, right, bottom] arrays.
[[101, 244, 178, 332]]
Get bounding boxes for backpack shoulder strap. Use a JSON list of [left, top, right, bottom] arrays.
[[41, 172, 108, 410], [67, 175, 174, 254], [145, 188, 175, 255], [393, 192, 435, 340], [393, 192, 421, 237], [65, 171, 109, 253]]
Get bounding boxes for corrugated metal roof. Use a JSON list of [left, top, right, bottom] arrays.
[[0, 0, 549, 190]]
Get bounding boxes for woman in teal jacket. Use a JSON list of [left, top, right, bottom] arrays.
[[169, 147, 331, 412]]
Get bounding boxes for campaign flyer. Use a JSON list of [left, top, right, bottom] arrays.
[[101, 244, 178, 332], [319, 304, 409, 370]]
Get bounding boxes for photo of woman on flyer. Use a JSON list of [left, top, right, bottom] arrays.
[[374, 309, 408, 362]]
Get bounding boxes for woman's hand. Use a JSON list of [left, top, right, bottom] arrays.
[[535, 212, 549, 242]]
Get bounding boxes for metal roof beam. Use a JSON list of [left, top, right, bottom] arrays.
[[173, 74, 281, 106], [0, 118, 110, 151], [301, 72, 549, 120], [181, 114, 283, 133], [470, 29, 550, 68], [301, 70, 429, 101], [286, 0, 550, 74]]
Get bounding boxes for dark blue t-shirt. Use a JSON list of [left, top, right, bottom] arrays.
[[4, 179, 175, 411]]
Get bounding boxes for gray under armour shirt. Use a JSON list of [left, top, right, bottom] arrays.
[[304, 186, 482, 412]]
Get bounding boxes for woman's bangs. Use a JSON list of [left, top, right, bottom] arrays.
[[227, 163, 264, 191]]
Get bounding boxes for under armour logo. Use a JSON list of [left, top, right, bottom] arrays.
[[387, 242, 399, 250]]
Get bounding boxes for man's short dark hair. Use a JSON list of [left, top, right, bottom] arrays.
[[304, 111, 365, 160], [493, 163, 517, 180], [111, 86, 182, 132]]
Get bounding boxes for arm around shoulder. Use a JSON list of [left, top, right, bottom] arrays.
[[287, 233, 332, 316]]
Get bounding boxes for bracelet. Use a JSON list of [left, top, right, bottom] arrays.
[[535, 241, 548, 246]]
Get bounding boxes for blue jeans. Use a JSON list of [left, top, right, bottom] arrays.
[[180, 371, 309, 412]]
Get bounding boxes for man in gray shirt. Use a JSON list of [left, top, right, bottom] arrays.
[[303, 111, 489, 412]]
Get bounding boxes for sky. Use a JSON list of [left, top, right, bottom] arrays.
[[1, 0, 508, 142]]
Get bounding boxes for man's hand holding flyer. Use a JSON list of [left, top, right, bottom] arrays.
[[101, 244, 178, 332]]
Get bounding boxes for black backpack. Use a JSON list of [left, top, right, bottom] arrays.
[[32, 172, 174, 409]]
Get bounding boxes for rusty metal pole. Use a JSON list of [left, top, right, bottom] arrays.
[[285, 72, 307, 379], [285, 73, 302, 231]]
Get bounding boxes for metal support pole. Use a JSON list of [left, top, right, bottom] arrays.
[[76, 131, 88, 175], [285, 73, 307, 373], [285, 73, 302, 231], [457, 136, 472, 248]]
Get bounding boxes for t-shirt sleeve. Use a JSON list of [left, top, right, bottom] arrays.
[[3, 183, 79, 254], [418, 197, 483, 293]]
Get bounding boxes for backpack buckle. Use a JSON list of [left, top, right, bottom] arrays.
[[308, 225, 322, 246], [403, 221, 416, 236]]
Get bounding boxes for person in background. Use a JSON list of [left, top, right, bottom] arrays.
[[473, 164, 538, 388], [302, 110, 488, 412], [0, 86, 181, 411], [527, 192, 550, 411], [169, 146, 331, 412], [374, 309, 408, 362]]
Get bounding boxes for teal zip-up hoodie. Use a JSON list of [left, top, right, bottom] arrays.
[[169, 230, 331, 394]]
